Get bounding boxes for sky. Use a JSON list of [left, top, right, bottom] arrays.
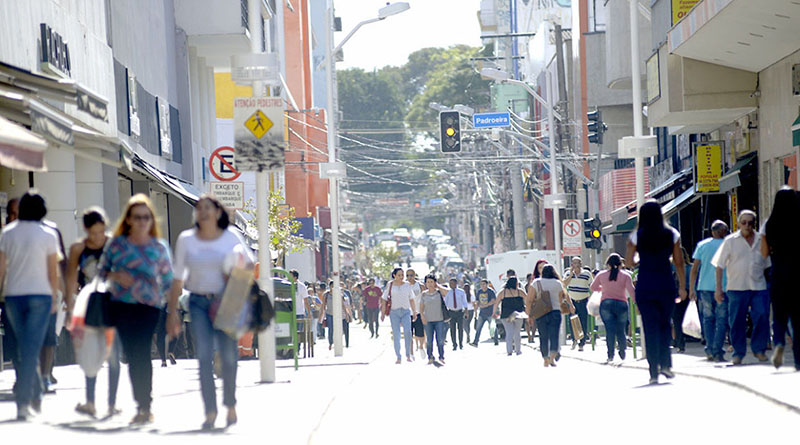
[[335, 0, 483, 71]]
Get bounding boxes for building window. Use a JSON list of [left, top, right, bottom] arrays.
[[782, 154, 797, 190], [261, 15, 266, 51], [241, 0, 249, 29]]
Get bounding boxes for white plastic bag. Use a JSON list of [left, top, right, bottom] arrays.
[[587, 291, 602, 317], [682, 300, 702, 339], [73, 326, 107, 378]]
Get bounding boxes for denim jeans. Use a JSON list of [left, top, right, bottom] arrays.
[[599, 299, 628, 359], [389, 308, 412, 360], [189, 294, 238, 414], [325, 314, 350, 347], [85, 331, 121, 407], [727, 290, 769, 358], [3, 295, 52, 408], [571, 299, 589, 346], [365, 307, 380, 336], [698, 290, 728, 357], [424, 320, 447, 360], [110, 301, 160, 411], [537, 310, 561, 358], [637, 297, 674, 379], [473, 313, 497, 344], [501, 318, 523, 354]]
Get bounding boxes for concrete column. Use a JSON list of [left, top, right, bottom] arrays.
[[34, 149, 78, 246], [511, 167, 525, 250], [75, 152, 105, 220], [206, 66, 217, 149]]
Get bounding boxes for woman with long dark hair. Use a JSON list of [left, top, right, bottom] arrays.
[[626, 200, 686, 384], [493, 277, 527, 356], [529, 265, 574, 367], [167, 195, 254, 429], [761, 186, 800, 369], [590, 253, 635, 363], [380, 267, 416, 364]]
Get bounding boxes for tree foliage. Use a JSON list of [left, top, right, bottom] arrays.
[[366, 245, 400, 279], [241, 189, 313, 257]]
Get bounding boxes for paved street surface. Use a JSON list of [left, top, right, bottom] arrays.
[[1, 323, 799, 444]]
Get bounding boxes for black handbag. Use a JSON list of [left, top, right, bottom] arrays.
[[85, 289, 111, 327], [248, 281, 275, 333], [439, 291, 452, 321]]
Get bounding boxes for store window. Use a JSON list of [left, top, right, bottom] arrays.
[[782, 154, 798, 190]]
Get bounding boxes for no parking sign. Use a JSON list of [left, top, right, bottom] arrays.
[[209, 146, 241, 181]]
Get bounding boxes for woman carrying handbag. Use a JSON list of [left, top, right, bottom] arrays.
[[166, 195, 254, 430], [529, 265, 574, 367], [380, 268, 417, 364], [418, 274, 448, 364], [492, 277, 527, 356]]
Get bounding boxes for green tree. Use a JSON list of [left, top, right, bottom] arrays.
[[241, 189, 313, 258], [366, 245, 400, 279]]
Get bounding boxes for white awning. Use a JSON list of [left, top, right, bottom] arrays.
[[0, 115, 47, 171]]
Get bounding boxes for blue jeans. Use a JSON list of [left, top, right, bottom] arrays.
[[698, 291, 728, 357], [424, 320, 447, 360], [325, 314, 350, 347], [727, 290, 769, 358], [189, 294, 238, 414], [571, 299, 589, 346], [537, 310, 561, 358], [4, 295, 52, 408], [389, 308, 412, 360], [599, 299, 628, 359], [473, 313, 497, 344]]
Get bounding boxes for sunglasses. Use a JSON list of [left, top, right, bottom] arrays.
[[740, 219, 755, 227]]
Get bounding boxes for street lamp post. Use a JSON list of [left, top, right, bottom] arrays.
[[324, 1, 409, 357]]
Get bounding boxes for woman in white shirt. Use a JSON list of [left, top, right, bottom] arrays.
[[529, 265, 574, 367], [380, 267, 417, 364], [167, 195, 254, 430], [406, 269, 426, 359]]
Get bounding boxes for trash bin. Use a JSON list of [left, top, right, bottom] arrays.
[[273, 277, 294, 350]]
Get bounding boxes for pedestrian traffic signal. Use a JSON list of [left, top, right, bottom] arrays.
[[439, 111, 461, 153], [587, 109, 607, 145], [584, 217, 602, 250]]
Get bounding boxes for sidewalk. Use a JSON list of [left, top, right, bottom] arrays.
[[0, 318, 398, 442], [533, 332, 800, 412]]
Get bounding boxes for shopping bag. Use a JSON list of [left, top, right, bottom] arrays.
[[570, 314, 584, 341], [682, 300, 702, 339], [69, 279, 97, 332], [587, 291, 602, 317], [73, 326, 108, 378], [214, 267, 255, 339]]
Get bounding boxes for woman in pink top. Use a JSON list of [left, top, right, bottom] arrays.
[[590, 253, 635, 363]]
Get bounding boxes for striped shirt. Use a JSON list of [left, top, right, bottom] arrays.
[[565, 268, 593, 301]]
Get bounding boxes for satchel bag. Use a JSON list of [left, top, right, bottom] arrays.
[[383, 282, 393, 316], [81, 278, 111, 328], [560, 297, 571, 315], [530, 281, 553, 319], [439, 291, 452, 321]]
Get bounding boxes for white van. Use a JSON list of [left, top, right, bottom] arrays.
[[484, 250, 561, 291]]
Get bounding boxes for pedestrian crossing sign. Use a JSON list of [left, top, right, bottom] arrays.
[[244, 109, 272, 139]]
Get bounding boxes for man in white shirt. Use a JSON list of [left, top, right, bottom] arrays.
[[711, 210, 771, 365], [445, 278, 469, 350], [289, 270, 312, 340]]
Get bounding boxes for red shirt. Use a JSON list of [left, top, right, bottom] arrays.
[[363, 286, 381, 309]]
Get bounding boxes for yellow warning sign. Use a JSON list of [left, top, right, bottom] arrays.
[[244, 109, 273, 139]]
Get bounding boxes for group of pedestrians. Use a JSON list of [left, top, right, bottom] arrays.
[[0, 191, 254, 429]]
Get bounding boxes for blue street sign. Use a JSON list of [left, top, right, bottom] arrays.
[[473, 112, 511, 128], [429, 198, 445, 206]]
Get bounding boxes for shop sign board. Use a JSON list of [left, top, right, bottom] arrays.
[[209, 181, 244, 210], [672, 0, 701, 25], [233, 97, 285, 171], [693, 142, 723, 194]]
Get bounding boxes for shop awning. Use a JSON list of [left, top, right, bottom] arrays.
[[718, 152, 757, 193], [132, 154, 202, 205], [609, 167, 692, 230], [609, 187, 699, 234], [0, 62, 108, 121], [0, 115, 47, 171], [323, 229, 356, 251]]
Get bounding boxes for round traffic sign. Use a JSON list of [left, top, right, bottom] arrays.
[[563, 219, 580, 237], [209, 146, 241, 181]]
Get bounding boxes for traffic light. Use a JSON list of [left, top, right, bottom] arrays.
[[583, 216, 602, 250], [439, 111, 461, 153], [587, 109, 607, 145]]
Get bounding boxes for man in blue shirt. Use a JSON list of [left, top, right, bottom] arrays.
[[690, 220, 729, 362], [471, 279, 497, 346], [445, 278, 469, 350]]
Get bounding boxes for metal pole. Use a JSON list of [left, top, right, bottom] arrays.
[[511, 166, 525, 250], [547, 71, 561, 260], [630, 0, 645, 209], [250, 0, 276, 383], [325, 1, 344, 357]]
